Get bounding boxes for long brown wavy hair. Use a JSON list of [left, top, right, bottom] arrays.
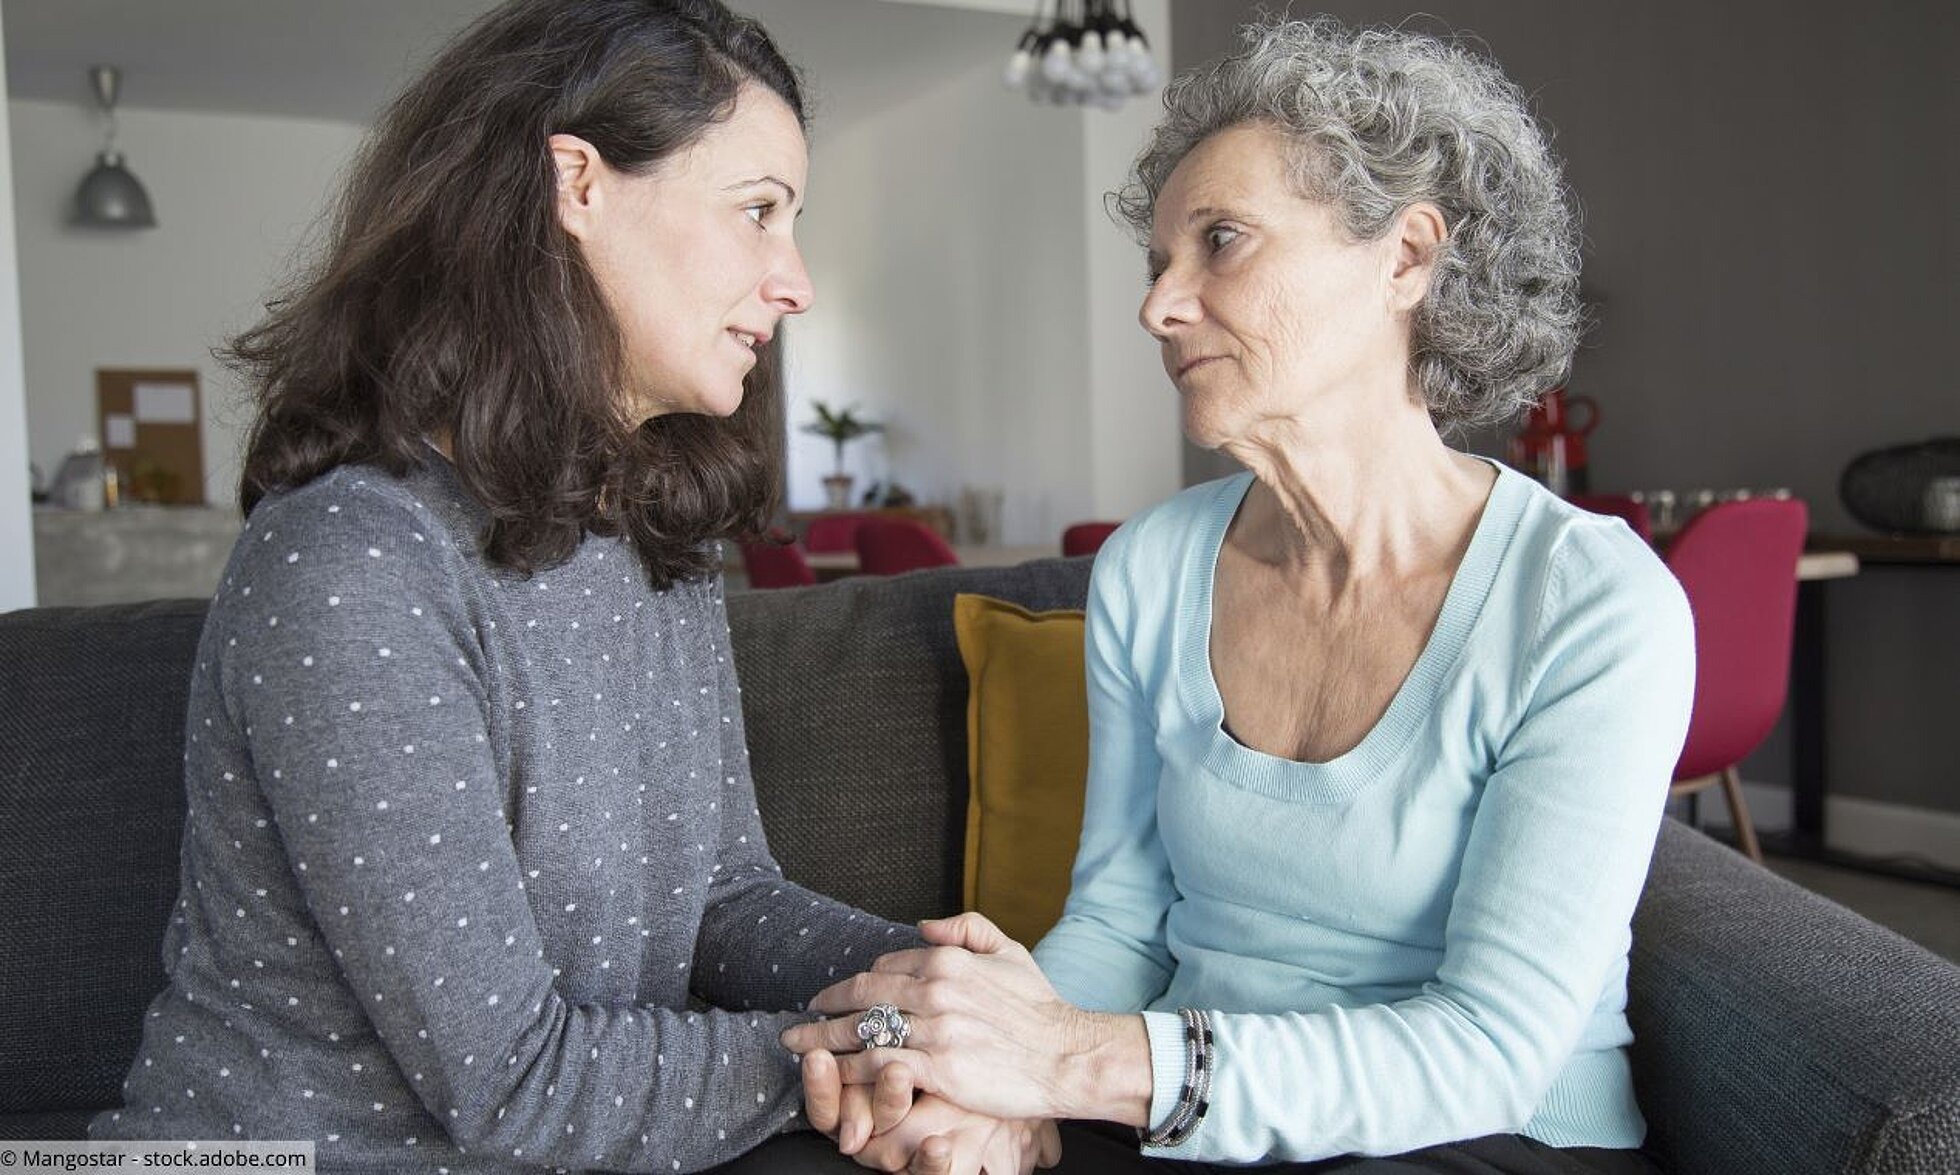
[[231, 0, 802, 589]]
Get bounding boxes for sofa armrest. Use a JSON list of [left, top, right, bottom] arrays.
[[1630, 820, 1960, 1175]]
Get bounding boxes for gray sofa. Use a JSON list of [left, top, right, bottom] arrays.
[[3, 557, 1958, 1173]]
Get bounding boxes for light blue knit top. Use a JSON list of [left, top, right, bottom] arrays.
[[1033, 464, 1695, 1163]]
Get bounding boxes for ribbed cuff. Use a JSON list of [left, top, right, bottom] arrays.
[[1139, 1009, 1189, 1133]]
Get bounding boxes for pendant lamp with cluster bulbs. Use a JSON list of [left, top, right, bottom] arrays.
[[1002, 0, 1163, 110]]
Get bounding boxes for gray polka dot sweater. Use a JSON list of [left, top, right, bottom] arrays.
[[91, 458, 918, 1172]]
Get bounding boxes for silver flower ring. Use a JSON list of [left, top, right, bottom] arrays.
[[855, 1003, 911, 1051]]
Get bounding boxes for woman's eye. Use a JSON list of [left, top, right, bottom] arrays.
[[744, 203, 772, 226], [1205, 225, 1241, 251]]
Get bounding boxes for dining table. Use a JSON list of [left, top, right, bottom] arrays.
[[1785, 547, 1860, 859], [1780, 533, 1957, 882]]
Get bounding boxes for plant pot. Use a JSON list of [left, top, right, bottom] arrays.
[[821, 474, 855, 511]]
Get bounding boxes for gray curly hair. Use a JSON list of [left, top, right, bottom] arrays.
[[1115, 18, 1581, 431]]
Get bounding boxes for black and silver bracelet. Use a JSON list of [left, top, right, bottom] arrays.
[[1138, 1007, 1214, 1149]]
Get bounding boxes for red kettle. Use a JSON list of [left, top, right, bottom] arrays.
[[1510, 388, 1599, 495]]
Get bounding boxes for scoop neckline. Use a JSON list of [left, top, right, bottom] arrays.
[[1173, 461, 1526, 803]]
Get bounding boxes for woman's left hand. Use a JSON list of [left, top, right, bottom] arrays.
[[853, 1095, 1061, 1175], [801, 1048, 919, 1155], [780, 912, 1099, 1122]]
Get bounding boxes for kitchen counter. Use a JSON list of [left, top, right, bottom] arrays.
[[33, 505, 242, 606]]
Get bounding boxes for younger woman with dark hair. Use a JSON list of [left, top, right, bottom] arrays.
[[90, 2, 1053, 1171]]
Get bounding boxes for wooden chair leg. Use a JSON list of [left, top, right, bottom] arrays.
[[1719, 766, 1764, 863]]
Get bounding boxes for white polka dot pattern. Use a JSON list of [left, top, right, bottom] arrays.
[[89, 461, 922, 1172]]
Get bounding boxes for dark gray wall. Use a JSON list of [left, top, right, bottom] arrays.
[[1168, 0, 1960, 817]]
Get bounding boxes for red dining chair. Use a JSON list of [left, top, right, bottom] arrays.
[[1665, 498, 1809, 862], [737, 538, 818, 589], [1567, 494, 1653, 544], [804, 513, 871, 554], [1062, 521, 1121, 558], [856, 518, 959, 575]]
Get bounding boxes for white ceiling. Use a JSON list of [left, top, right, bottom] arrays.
[[1, 0, 1028, 127]]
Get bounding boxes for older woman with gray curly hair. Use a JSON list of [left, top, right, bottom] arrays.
[[784, 17, 1693, 1174]]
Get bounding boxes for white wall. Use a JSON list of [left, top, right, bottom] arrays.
[[9, 100, 365, 507], [786, 4, 1179, 541], [0, 14, 34, 609], [1082, 0, 1180, 521], [787, 60, 1097, 543]]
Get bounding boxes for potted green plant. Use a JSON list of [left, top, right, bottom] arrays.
[[801, 400, 884, 510]]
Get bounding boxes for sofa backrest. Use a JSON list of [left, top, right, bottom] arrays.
[[0, 599, 208, 1137], [728, 558, 1094, 922]]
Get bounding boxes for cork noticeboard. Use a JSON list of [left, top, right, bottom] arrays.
[[96, 368, 204, 505]]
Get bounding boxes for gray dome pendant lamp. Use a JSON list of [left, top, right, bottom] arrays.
[[72, 65, 157, 229]]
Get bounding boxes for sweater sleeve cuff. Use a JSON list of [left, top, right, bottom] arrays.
[[1139, 1009, 1189, 1135]]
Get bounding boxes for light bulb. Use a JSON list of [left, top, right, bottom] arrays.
[[1041, 41, 1073, 84], [1002, 49, 1031, 89], [1076, 31, 1105, 72]]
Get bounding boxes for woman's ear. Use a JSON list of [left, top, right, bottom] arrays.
[[548, 133, 605, 242], [1387, 201, 1448, 313]]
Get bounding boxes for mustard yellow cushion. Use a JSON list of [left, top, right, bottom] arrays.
[[952, 593, 1091, 947]]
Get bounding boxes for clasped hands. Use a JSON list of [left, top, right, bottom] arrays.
[[779, 912, 1103, 1174]]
